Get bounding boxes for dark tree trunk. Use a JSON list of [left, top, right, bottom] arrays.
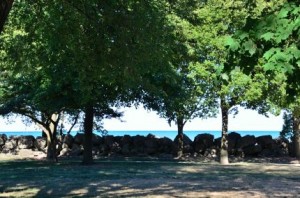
[[293, 116, 300, 160], [82, 106, 94, 165], [46, 135, 57, 162], [220, 99, 229, 165], [176, 117, 184, 157], [177, 117, 184, 136], [0, 0, 14, 33]]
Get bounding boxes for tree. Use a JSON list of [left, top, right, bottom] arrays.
[[0, 0, 174, 164], [227, 1, 300, 159], [185, 0, 286, 164], [138, 0, 223, 157]]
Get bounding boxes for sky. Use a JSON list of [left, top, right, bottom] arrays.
[[0, 106, 284, 132]]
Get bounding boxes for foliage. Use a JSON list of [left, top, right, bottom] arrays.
[[0, 0, 176, 162], [227, 1, 300, 113], [227, 1, 300, 158], [280, 111, 293, 140]]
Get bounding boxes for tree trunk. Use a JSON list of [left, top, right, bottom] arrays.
[[220, 99, 229, 165], [176, 117, 184, 157], [46, 136, 57, 162], [0, 0, 14, 33], [82, 106, 94, 165], [293, 116, 300, 160], [46, 113, 59, 162]]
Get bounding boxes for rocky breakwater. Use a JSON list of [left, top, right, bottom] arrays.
[[0, 132, 292, 159]]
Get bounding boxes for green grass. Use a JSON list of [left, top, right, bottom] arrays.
[[0, 158, 300, 197]]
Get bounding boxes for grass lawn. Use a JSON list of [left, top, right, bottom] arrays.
[[0, 157, 300, 197]]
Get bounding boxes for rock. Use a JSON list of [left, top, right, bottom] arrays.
[[214, 137, 221, 148], [132, 135, 146, 154], [101, 135, 121, 155], [110, 142, 121, 154], [259, 149, 274, 157], [256, 135, 274, 150], [18, 135, 35, 149], [243, 144, 262, 156], [121, 135, 133, 155], [57, 135, 64, 143], [174, 134, 193, 154], [71, 143, 83, 156], [63, 134, 74, 148], [204, 148, 217, 158], [62, 143, 69, 149], [145, 135, 159, 155], [228, 132, 241, 152], [104, 135, 115, 146], [74, 133, 84, 145], [0, 134, 7, 146], [2, 137, 18, 153], [56, 141, 63, 154], [274, 138, 290, 156], [34, 137, 47, 151], [158, 137, 173, 154], [194, 133, 214, 154], [237, 135, 256, 149], [59, 148, 70, 156], [92, 134, 102, 146]]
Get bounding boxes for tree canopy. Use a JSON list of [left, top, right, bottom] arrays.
[[227, 1, 300, 158], [1, 0, 299, 164], [0, 0, 175, 163]]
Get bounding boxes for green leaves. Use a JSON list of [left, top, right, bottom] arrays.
[[227, 1, 300, 113], [260, 32, 274, 41], [225, 37, 240, 51], [243, 39, 257, 56]]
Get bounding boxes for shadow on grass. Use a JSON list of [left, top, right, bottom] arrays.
[[0, 158, 300, 197]]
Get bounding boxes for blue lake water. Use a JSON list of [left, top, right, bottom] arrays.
[[0, 130, 280, 140]]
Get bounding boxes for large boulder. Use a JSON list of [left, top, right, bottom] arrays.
[[59, 147, 71, 156], [18, 135, 35, 149], [71, 143, 83, 156], [174, 134, 193, 154], [92, 134, 103, 146], [274, 138, 289, 156], [236, 135, 256, 149], [158, 137, 174, 154], [256, 135, 274, 150], [120, 135, 133, 155], [63, 134, 74, 148], [74, 133, 84, 145], [228, 132, 241, 152], [242, 144, 262, 156], [34, 137, 47, 151], [145, 134, 159, 155], [2, 136, 18, 153], [194, 133, 214, 154], [100, 135, 121, 155], [0, 134, 7, 146], [214, 137, 221, 148], [132, 135, 146, 154]]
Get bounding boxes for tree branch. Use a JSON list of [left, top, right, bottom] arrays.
[[0, 0, 14, 33]]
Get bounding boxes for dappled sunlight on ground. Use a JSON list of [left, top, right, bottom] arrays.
[[0, 158, 300, 197]]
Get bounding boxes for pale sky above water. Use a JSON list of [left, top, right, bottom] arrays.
[[0, 106, 284, 132]]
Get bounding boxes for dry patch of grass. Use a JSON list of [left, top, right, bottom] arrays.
[[0, 156, 300, 197]]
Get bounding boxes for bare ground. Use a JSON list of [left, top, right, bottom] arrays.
[[0, 150, 300, 198]]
